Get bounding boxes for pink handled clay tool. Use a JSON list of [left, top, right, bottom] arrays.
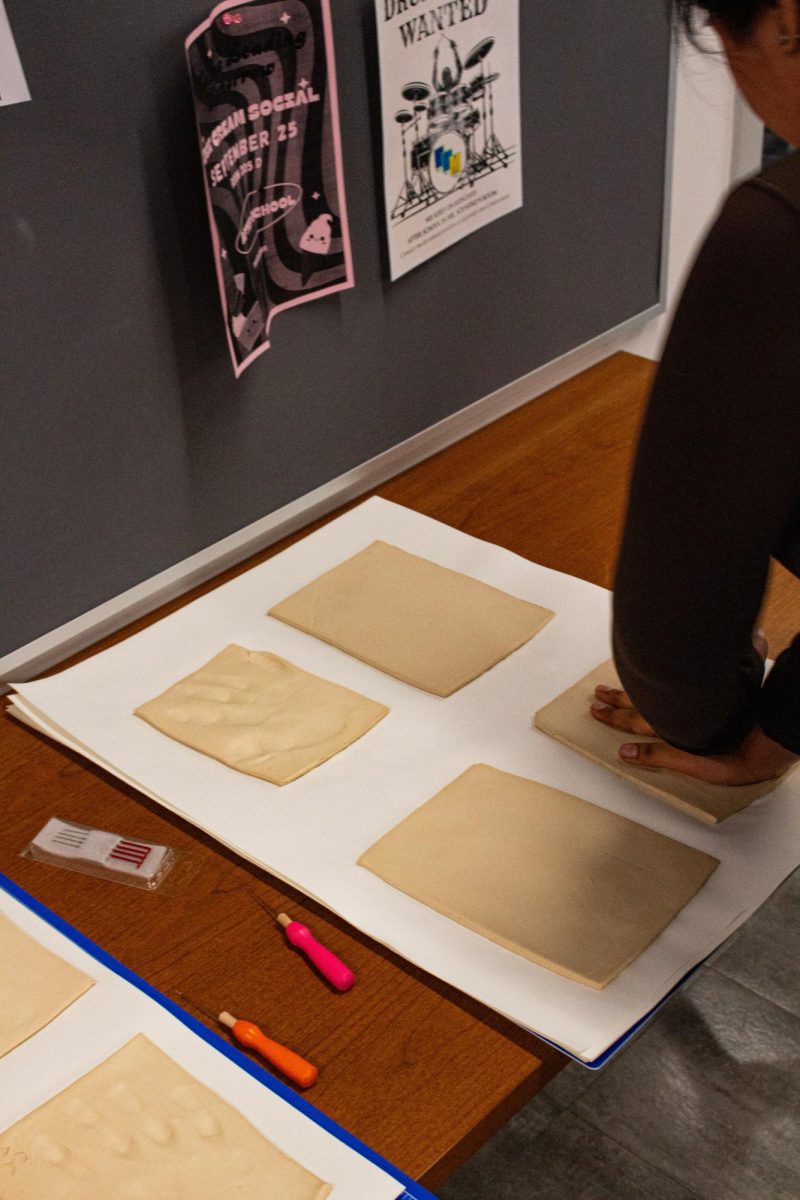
[[251, 892, 356, 992], [277, 913, 356, 992]]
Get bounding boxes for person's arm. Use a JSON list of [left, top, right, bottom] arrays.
[[612, 179, 800, 757]]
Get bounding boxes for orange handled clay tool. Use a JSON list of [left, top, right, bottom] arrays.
[[175, 992, 318, 1088], [250, 892, 356, 992]]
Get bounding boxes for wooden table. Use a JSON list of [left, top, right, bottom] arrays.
[[3, 352, 798, 1189]]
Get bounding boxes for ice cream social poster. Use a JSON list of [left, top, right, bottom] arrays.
[[186, 0, 353, 376]]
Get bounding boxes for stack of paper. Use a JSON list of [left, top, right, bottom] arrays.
[[9, 499, 800, 1063]]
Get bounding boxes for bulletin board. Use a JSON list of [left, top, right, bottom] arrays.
[[0, 0, 672, 661]]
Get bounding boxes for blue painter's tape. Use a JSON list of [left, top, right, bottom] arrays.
[[528, 962, 704, 1070]]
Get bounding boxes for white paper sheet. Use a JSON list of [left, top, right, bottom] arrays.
[[11, 498, 800, 1061], [0, 1, 30, 108], [0, 886, 405, 1200]]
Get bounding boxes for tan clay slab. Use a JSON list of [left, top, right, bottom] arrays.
[[0, 1034, 331, 1200], [135, 644, 388, 785], [358, 764, 719, 989], [0, 913, 93, 1058], [268, 541, 554, 696], [533, 661, 781, 823]]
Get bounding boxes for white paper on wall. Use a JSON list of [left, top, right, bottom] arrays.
[[0, 1, 30, 107], [375, 0, 522, 279]]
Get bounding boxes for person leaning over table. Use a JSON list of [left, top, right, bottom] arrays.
[[590, 0, 800, 786]]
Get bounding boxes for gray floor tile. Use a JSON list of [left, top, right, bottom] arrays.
[[439, 1095, 561, 1199], [704, 926, 744, 965], [570, 970, 800, 1200], [543, 1059, 597, 1108], [711, 867, 800, 1018], [504, 1092, 563, 1141], [440, 1109, 698, 1200]]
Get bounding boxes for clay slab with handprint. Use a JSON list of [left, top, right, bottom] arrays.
[[134, 644, 388, 785], [0, 1035, 331, 1200]]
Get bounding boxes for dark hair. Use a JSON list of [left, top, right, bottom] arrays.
[[676, 1, 769, 38]]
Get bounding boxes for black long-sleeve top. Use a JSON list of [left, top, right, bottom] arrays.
[[613, 150, 800, 757]]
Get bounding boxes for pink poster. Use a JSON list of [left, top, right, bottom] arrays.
[[186, 0, 353, 376]]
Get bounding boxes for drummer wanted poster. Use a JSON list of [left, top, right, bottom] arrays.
[[377, 0, 521, 280], [186, 0, 353, 376]]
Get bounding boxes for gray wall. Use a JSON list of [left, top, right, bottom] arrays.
[[1, 1, 671, 657]]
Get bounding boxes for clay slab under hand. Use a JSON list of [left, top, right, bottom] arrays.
[[134, 644, 389, 785], [0, 913, 93, 1058], [533, 661, 782, 823], [268, 540, 555, 696], [0, 1034, 331, 1200], [358, 764, 719, 989]]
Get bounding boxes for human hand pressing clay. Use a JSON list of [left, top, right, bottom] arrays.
[[533, 661, 785, 823]]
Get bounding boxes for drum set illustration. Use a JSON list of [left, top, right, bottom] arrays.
[[391, 35, 512, 222]]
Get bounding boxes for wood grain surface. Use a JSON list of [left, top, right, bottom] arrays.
[[2, 350, 795, 1187]]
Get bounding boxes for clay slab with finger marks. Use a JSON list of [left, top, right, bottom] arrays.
[[134, 644, 389, 785], [359, 764, 719, 989], [0, 913, 93, 1058], [268, 540, 554, 696], [533, 661, 782, 823], [0, 1034, 332, 1200]]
